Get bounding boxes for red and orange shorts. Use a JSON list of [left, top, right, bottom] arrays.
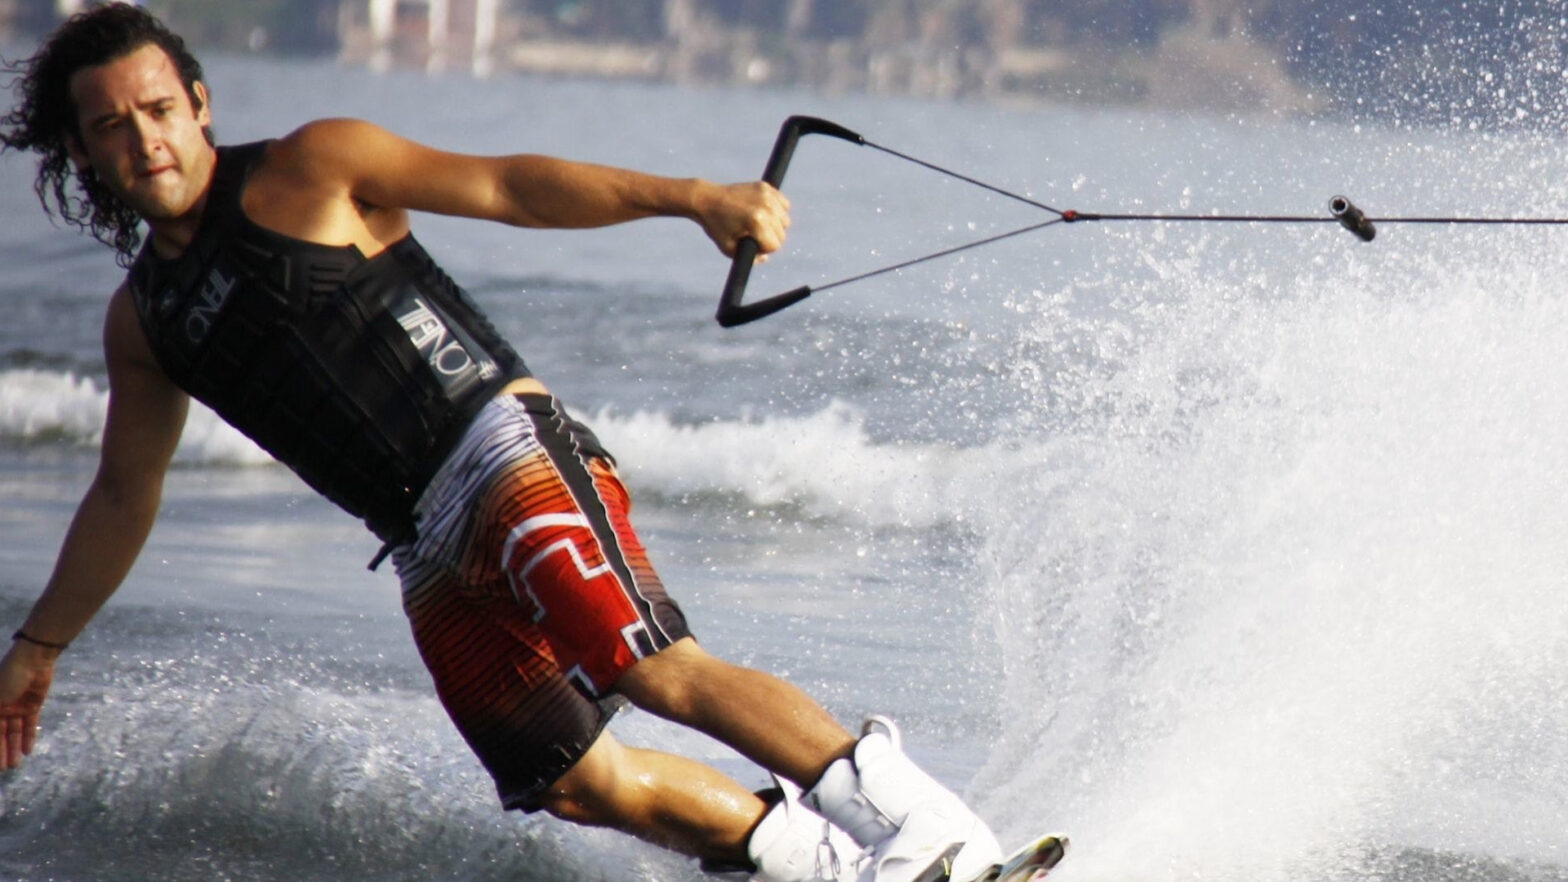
[[391, 394, 690, 810]]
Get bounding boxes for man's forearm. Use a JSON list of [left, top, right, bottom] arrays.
[[493, 156, 789, 263], [498, 155, 711, 229], [20, 476, 161, 646]]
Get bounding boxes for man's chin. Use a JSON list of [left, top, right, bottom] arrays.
[[123, 189, 188, 223]]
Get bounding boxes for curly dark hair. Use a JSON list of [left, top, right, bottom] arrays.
[[1, 4, 211, 265]]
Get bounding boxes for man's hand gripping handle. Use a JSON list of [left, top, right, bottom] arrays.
[[715, 115, 863, 328]]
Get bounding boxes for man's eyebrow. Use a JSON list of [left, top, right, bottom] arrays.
[[85, 108, 124, 129], [85, 95, 178, 129]]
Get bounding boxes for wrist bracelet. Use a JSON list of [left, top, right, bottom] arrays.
[[12, 630, 69, 651]]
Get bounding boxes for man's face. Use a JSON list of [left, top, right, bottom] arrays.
[[66, 42, 214, 223]]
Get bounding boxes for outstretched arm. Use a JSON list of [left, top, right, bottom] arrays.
[[0, 285, 188, 770], [266, 118, 791, 259]]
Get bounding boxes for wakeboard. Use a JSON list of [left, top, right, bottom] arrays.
[[912, 832, 1069, 882]]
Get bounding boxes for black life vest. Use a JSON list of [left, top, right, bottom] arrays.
[[127, 141, 529, 542]]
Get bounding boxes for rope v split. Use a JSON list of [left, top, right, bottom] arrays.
[[716, 115, 1568, 328]]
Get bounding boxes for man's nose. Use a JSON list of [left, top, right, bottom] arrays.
[[128, 114, 160, 155]]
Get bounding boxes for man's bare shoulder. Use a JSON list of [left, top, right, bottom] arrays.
[[276, 117, 386, 149], [99, 281, 153, 375], [257, 118, 441, 203], [105, 279, 133, 318], [103, 281, 142, 352], [261, 118, 383, 182], [245, 119, 423, 245]]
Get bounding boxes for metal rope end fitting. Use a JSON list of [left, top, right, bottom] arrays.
[[1329, 195, 1377, 242]]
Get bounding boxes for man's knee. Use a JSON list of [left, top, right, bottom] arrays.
[[535, 731, 633, 827], [614, 636, 722, 719]]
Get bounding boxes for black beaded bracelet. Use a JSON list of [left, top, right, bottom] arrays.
[[12, 630, 69, 651]]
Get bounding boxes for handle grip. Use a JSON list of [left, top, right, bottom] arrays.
[[716, 116, 864, 328]]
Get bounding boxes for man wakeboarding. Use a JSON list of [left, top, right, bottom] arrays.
[[0, 6, 1016, 882]]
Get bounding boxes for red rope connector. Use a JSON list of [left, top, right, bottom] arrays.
[[1062, 209, 1078, 222]]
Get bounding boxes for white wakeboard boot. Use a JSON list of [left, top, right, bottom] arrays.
[[804, 716, 1003, 882], [747, 775, 869, 882]]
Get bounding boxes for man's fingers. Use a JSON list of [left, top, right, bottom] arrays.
[[1, 708, 42, 769], [3, 717, 21, 770], [20, 711, 35, 758], [744, 210, 789, 257], [710, 182, 791, 261]]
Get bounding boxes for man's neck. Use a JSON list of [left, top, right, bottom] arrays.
[[145, 145, 218, 259]]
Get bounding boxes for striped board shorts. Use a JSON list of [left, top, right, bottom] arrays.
[[391, 393, 691, 811]]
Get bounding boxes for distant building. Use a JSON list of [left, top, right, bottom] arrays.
[[338, 0, 501, 76]]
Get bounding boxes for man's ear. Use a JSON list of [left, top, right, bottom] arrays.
[[193, 81, 211, 126], [65, 131, 88, 173]]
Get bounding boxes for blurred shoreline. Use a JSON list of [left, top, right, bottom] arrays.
[[340, 25, 1321, 117], [8, 3, 1564, 126]]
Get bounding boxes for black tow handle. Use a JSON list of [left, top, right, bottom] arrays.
[[716, 115, 864, 328]]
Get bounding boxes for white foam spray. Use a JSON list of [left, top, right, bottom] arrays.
[[971, 232, 1568, 881]]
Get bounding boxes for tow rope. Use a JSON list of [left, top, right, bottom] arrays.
[[716, 115, 1568, 328]]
